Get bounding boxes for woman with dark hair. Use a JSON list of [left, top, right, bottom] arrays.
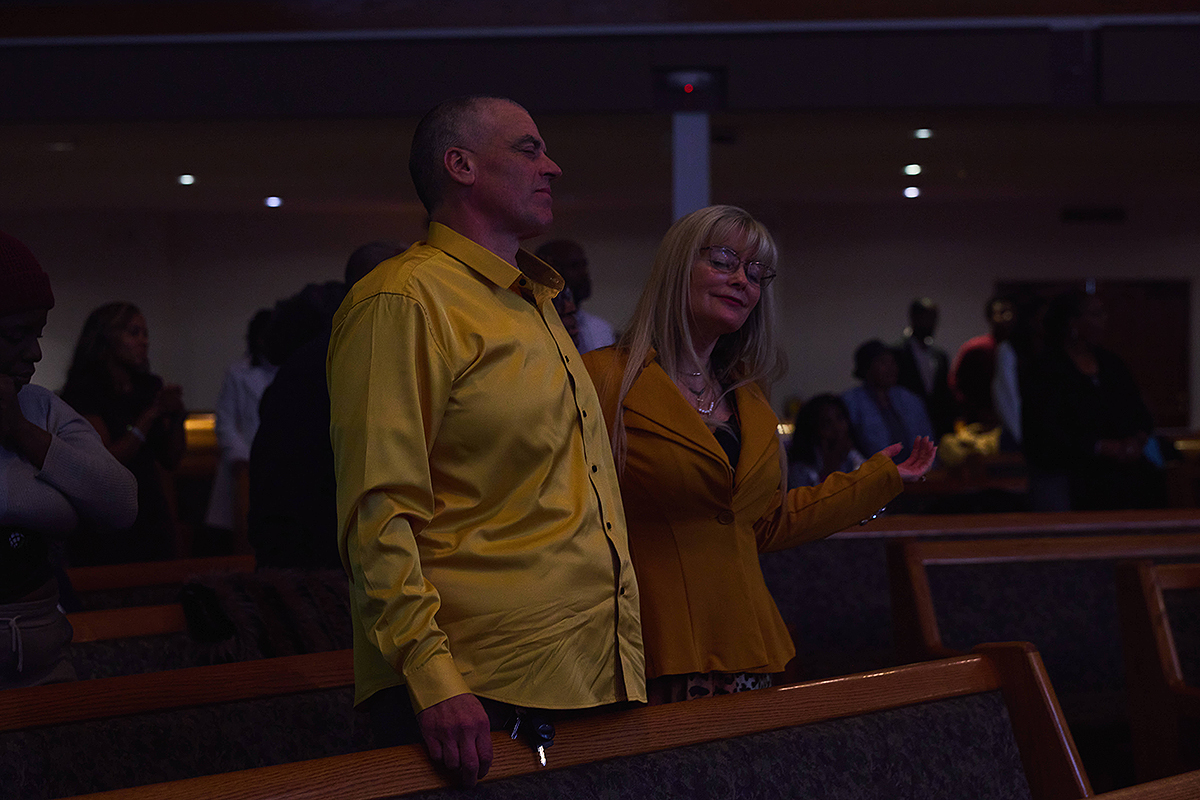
[[1022, 289, 1165, 511], [788, 393, 865, 488], [583, 205, 935, 703], [60, 301, 186, 564], [0, 232, 136, 686]]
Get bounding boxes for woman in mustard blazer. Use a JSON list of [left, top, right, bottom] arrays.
[[582, 205, 935, 703]]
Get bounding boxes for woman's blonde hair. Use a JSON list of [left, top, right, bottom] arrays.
[[605, 205, 785, 470]]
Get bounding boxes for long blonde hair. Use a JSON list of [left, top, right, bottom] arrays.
[[606, 205, 785, 471]]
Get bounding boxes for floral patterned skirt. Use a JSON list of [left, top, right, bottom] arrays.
[[647, 671, 773, 705]]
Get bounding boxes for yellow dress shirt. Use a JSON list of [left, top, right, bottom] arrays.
[[327, 222, 645, 713]]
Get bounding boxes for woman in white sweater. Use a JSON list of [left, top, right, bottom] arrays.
[[0, 230, 137, 687]]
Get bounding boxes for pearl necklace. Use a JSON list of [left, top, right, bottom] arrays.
[[680, 371, 716, 415]]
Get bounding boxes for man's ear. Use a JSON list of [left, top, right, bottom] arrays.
[[444, 146, 476, 187]]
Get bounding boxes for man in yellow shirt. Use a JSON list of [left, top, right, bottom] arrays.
[[327, 96, 645, 787]]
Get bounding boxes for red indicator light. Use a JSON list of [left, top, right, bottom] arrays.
[[684, 84, 694, 93]]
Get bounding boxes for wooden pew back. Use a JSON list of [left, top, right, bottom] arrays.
[[1115, 559, 1200, 782], [887, 531, 1200, 791], [67, 555, 256, 610], [0, 650, 361, 798], [58, 642, 1088, 800]]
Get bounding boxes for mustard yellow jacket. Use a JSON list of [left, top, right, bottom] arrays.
[[583, 347, 902, 678]]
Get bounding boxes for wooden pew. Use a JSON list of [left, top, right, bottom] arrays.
[[1, 649, 362, 798], [65, 603, 194, 680], [1115, 560, 1200, 782], [1091, 769, 1200, 799], [67, 554, 257, 610], [760, 509, 1200, 684], [67, 555, 256, 593], [887, 532, 1200, 662], [57, 642, 1089, 800], [68, 604, 187, 642], [62, 567, 350, 680], [844, 508, 1200, 540], [886, 531, 1200, 791]]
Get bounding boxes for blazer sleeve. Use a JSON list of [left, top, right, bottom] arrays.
[[754, 451, 902, 553]]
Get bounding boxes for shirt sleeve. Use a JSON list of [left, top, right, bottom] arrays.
[[328, 291, 472, 713], [37, 392, 138, 531], [992, 343, 1022, 443], [213, 364, 252, 464], [754, 451, 902, 553]]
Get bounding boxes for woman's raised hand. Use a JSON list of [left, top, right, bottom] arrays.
[[880, 436, 938, 482]]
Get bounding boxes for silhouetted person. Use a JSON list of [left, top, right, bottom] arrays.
[[204, 308, 277, 553], [1022, 289, 1166, 511], [551, 284, 581, 349], [949, 295, 1015, 427], [894, 297, 954, 439], [535, 239, 616, 353], [248, 241, 405, 569]]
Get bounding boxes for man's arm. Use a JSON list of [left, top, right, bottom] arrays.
[[327, 290, 491, 785]]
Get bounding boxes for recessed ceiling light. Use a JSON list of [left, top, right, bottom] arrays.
[[912, 128, 933, 139], [904, 186, 921, 198], [264, 196, 282, 208], [178, 174, 195, 185], [904, 164, 922, 176]]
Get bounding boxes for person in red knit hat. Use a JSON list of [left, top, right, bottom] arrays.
[[0, 230, 137, 687]]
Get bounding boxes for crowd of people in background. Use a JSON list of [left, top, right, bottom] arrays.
[[785, 290, 1167, 514], [3, 226, 1168, 601], [0, 94, 1172, 781]]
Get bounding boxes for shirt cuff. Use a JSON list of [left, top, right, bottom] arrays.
[[405, 653, 472, 713]]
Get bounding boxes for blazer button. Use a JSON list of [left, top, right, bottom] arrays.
[[717, 510, 735, 525]]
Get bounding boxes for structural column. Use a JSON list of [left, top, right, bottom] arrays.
[[672, 111, 710, 221]]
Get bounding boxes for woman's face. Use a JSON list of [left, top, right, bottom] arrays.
[[865, 350, 899, 389], [111, 312, 150, 371], [1074, 296, 1107, 346], [688, 231, 763, 345], [815, 403, 851, 446], [0, 309, 48, 390]]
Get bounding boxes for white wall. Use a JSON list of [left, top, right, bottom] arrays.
[[5, 193, 1198, 430]]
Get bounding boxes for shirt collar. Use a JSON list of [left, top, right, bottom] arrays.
[[427, 222, 565, 306]]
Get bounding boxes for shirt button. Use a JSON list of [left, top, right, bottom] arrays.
[[582, 410, 588, 418], [518, 277, 528, 286], [619, 587, 626, 596], [717, 510, 735, 525], [591, 465, 598, 473], [606, 522, 612, 530]]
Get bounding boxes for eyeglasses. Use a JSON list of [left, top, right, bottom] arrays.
[[699, 246, 776, 288]]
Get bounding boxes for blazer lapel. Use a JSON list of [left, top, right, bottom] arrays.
[[622, 359, 730, 469], [732, 382, 782, 491]]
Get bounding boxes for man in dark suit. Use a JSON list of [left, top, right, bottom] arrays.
[[894, 297, 955, 439]]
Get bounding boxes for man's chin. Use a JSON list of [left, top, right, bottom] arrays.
[[518, 218, 554, 241]]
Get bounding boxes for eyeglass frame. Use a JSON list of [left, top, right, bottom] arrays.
[[698, 246, 777, 288]]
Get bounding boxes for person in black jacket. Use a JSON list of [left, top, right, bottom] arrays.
[[1021, 289, 1166, 511]]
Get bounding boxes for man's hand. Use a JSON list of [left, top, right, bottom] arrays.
[[416, 693, 493, 788], [881, 436, 938, 482]]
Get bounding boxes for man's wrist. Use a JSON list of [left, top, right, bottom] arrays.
[[406, 653, 472, 713]]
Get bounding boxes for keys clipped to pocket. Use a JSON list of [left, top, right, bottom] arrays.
[[508, 707, 555, 767]]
